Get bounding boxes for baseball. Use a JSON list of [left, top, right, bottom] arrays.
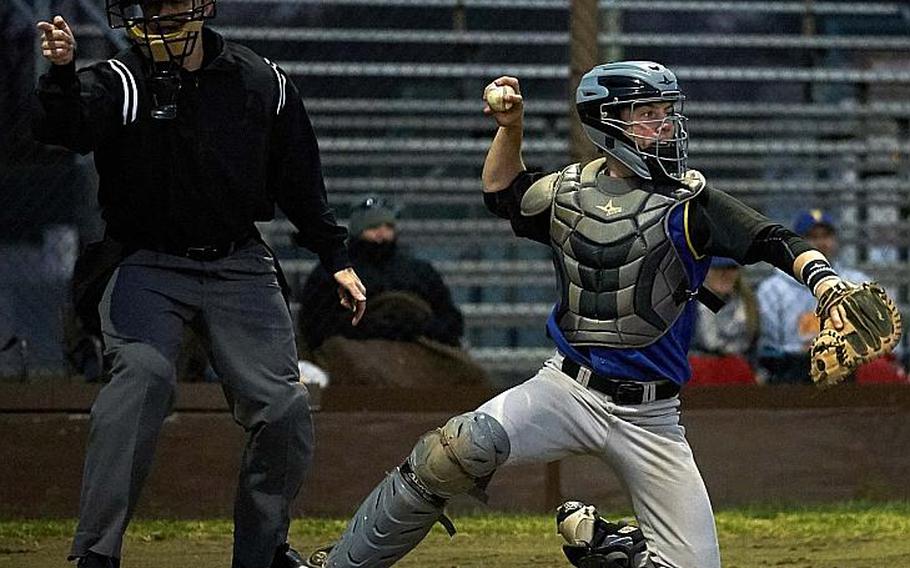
[[486, 84, 515, 112]]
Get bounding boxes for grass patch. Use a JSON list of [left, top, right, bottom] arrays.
[[2, 501, 910, 539], [2, 501, 909, 567], [715, 500, 910, 539]]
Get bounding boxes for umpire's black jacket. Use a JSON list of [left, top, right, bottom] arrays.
[[34, 27, 350, 274]]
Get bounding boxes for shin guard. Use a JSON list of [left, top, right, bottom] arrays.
[[324, 464, 446, 568]]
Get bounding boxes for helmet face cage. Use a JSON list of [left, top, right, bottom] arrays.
[[106, 0, 215, 29], [106, 0, 215, 68], [601, 94, 689, 181], [576, 61, 690, 182]]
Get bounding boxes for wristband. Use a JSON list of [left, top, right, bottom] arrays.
[[801, 259, 839, 295]]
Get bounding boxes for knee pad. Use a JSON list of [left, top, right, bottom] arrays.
[[557, 501, 646, 568], [408, 412, 510, 499]]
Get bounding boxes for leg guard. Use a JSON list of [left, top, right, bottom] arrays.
[[557, 501, 647, 568], [323, 412, 509, 568], [323, 464, 444, 567]]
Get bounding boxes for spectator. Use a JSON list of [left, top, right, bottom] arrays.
[[756, 210, 869, 384], [689, 257, 759, 385], [298, 195, 486, 386]]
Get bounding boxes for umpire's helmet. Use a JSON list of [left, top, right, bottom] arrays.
[[106, 0, 216, 67], [576, 61, 688, 183]]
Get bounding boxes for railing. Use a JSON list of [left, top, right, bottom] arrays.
[[175, 27, 910, 51], [276, 62, 910, 83], [318, 136, 907, 155], [218, 0, 908, 16], [301, 99, 910, 119], [278, 177, 910, 196]]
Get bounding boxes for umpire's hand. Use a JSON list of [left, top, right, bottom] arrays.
[[37, 15, 76, 66], [334, 268, 367, 325]]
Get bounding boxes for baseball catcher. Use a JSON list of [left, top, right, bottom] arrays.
[[304, 61, 902, 568]]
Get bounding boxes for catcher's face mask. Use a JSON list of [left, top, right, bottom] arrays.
[[609, 97, 688, 180], [576, 61, 690, 183], [106, 0, 215, 119]]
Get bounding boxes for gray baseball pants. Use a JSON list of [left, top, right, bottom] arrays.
[[69, 244, 313, 568], [477, 353, 721, 568]]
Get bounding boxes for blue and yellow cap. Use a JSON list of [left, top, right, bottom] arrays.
[[793, 209, 836, 236]]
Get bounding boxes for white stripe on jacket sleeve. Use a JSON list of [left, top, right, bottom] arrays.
[[263, 57, 286, 115], [106, 59, 139, 124]]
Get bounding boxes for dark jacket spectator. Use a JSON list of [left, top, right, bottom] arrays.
[[298, 196, 464, 351]]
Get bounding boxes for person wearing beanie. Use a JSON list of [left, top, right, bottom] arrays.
[[346, 195, 399, 241], [297, 196, 481, 387]]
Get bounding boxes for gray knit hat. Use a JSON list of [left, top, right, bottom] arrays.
[[348, 195, 399, 237]]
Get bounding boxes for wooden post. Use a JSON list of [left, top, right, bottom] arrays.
[[568, 0, 602, 164], [544, 460, 562, 510]]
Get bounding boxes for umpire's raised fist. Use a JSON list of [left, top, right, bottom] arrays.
[[37, 15, 76, 66]]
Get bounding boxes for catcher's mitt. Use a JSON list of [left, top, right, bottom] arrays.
[[809, 281, 902, 385]]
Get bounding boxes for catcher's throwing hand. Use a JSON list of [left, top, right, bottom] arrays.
[[482, 76, 524, 127], [37, 16, 76, 66], [334, 267, 367, 325], [809, 280, 902, 386]]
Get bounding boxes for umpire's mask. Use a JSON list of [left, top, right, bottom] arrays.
[[576, 61, 689, 184], [106, 0, 215, 119]]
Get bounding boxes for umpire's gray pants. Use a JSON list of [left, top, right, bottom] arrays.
[[70, 244, 314, 568]]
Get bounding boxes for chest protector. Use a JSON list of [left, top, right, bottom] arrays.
[[544, 158, 703, 348]]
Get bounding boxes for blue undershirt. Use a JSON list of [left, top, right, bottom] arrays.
[[548, 206, 711, 385]]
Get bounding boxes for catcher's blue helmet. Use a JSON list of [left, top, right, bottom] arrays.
[[576, 61, 688, 183]]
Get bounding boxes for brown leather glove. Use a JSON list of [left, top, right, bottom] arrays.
[[809, 282, 902, 385]]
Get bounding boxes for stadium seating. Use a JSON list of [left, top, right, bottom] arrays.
[[38, 0, 910, 380]]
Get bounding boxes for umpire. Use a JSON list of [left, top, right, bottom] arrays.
[[33, 2, 366, 568]]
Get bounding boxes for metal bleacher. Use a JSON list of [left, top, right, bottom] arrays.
[[71, 0, 910, 380]]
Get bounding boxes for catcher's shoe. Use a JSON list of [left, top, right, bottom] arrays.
[[556, 501, 646, 568], [271, 543, 306, 568], [303, 545, 333, 568], [75, 552, 120, 568]]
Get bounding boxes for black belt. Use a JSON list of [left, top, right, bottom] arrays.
[[561, 358, 680, 405], [151, 236, 255, 261]]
